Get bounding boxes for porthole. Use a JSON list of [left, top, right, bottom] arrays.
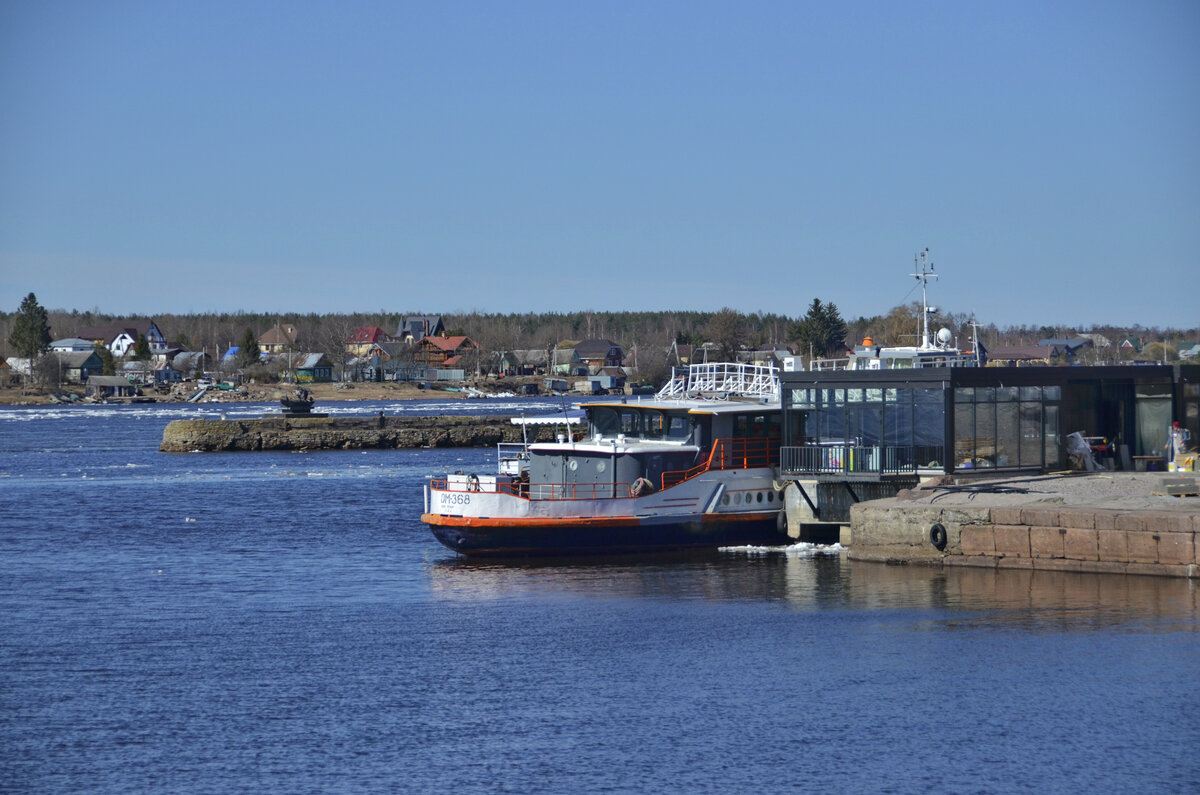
[[756, 492, 763, 503], [596, 461, 606, 473], [734, 493, 742, 504], [568, 460, 578, 471], [767, 492, 774, 503], [722, 494, 731, 505]]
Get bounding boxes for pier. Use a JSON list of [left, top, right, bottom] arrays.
[[845, 472, 1200, 578]]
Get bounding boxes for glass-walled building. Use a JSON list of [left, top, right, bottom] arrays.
[[780, 365, 1198, 479]]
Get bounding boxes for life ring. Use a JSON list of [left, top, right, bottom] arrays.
[[466, 474, 481, 492], [631, 477, 655, 497], [929, 523, 947, 551]]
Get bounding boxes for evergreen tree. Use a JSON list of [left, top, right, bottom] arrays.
[[791, 298, 848, 360], [95, 343, 116, 375], [10, 292, 52, 361], [132, 332, 152, 361], [237, 327, 261, 368]]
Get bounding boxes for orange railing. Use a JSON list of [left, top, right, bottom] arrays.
[[660, 436, 779, 490]]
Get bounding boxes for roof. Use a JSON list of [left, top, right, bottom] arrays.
[[421, 335, 477, 352], [573, 339, 623, 358], [397, 315, 444, 339], [348, 326, 393, 344], [989, 345, 1058, 361], [76, 321, 158, 343], [55, 351, 100, 367], [51, 337, 99, 349], [295, 353, 329, 369], [259, 324, 299, 345], [1038, 338, 1092, 352], [87, 375, 133, 387]]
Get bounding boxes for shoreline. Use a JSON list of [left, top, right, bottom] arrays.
[[0, 381, 499, 407]]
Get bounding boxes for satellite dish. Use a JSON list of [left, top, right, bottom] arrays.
[[936, 328, 953, 345]]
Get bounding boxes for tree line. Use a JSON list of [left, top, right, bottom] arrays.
[[3, 292, 1198, 383]]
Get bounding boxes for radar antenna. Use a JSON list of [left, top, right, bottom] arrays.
[[911, 248, 938, 349]]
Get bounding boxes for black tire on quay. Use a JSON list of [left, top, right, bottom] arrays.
[[929, 523, 948, 551]]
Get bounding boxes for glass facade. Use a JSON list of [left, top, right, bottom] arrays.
[[786, 385, 945, 468], [952, 385, 1060, 470]]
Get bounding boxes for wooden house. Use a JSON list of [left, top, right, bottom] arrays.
[[55, 351, 104, 384], [413, 336, 479, 368], [294, 353, 333, 383], [86, 375, 137, 399], [571, 339, 625, 371]]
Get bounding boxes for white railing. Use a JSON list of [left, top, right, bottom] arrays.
[[656, 362, 780, 401]]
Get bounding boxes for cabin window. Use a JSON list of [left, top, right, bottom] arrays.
[[591, 408, 620, 437], [643, 411, 666, 439], [666, 414, 690, 440]]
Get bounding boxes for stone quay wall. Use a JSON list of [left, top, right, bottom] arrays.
[[160, 415, 565, 452], [851, 500, 1200, 579]]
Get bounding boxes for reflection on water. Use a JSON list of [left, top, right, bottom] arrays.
[[428, 550, 1199, 632]]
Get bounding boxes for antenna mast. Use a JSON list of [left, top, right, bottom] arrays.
[[911, 248, 937, 348]]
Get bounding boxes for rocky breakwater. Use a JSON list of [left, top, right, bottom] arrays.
[[160, 415, 564, 452]]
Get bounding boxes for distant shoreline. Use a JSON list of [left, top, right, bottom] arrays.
[[0, 381, 487, 407]]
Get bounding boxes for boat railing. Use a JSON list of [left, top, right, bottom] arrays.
[[496, 442, 528, 476], [430, 476, 634, 500], [779, 444, 945, 476], [656, 362, 780, 401], [660, 436, 779, 489], [807, 357, 850, 371]]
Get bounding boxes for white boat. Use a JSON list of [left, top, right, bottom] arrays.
[[422, 362, 792, 556], [809, 249, 985, 371]]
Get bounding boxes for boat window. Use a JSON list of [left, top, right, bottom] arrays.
[[619, 409, 641, 436], [643, 411, 666, 439], [591, 407, 620, 437], [666, 413, 690, 440]]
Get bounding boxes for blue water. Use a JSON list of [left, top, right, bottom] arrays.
[[2, 401, 1198, 793]]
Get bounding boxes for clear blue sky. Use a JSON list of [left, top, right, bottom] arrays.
[[1, 1, 1197, 328]]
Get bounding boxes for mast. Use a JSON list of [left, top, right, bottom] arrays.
[[911, 248, 937, 349]]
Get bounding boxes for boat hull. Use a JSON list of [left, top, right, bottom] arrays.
[[424, 511, 787, 557]]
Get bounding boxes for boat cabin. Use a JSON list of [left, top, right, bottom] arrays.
[[520, 399, 782, 500]]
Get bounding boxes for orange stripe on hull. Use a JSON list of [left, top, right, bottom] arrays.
[[421, 511, 778, 529]]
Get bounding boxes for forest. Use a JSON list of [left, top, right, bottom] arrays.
[[2, 298, 1197, 387]]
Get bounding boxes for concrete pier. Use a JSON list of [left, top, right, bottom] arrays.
[[849, 473, 1200, 578]]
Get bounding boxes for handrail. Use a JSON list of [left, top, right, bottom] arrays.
[[779, 444, 944, 476], [660, 436, 779, 489]]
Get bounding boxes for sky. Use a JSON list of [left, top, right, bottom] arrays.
[[1, 1, 1197, 329]]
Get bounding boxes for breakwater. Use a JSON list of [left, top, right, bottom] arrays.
[[160, 414, 566, 452]]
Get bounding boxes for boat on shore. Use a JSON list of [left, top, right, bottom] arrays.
[[421, 362, 792, 556]]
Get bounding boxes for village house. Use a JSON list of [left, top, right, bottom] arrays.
[[571, 339, 626, 372], [258, 324, 300, 354], [54, 351, 104, 384], [987, 344, 1062, 367], [294, 353, 333, 383], [85, 375, 138, 399], [397, 316, 444, 343], [75, 321, 169, 357], [345, 326, 394, 358], [51, 337, 101, 353], [413, 335, 479, 368]]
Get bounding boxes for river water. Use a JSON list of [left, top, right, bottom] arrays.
[[1, 400, 1198, 793]]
